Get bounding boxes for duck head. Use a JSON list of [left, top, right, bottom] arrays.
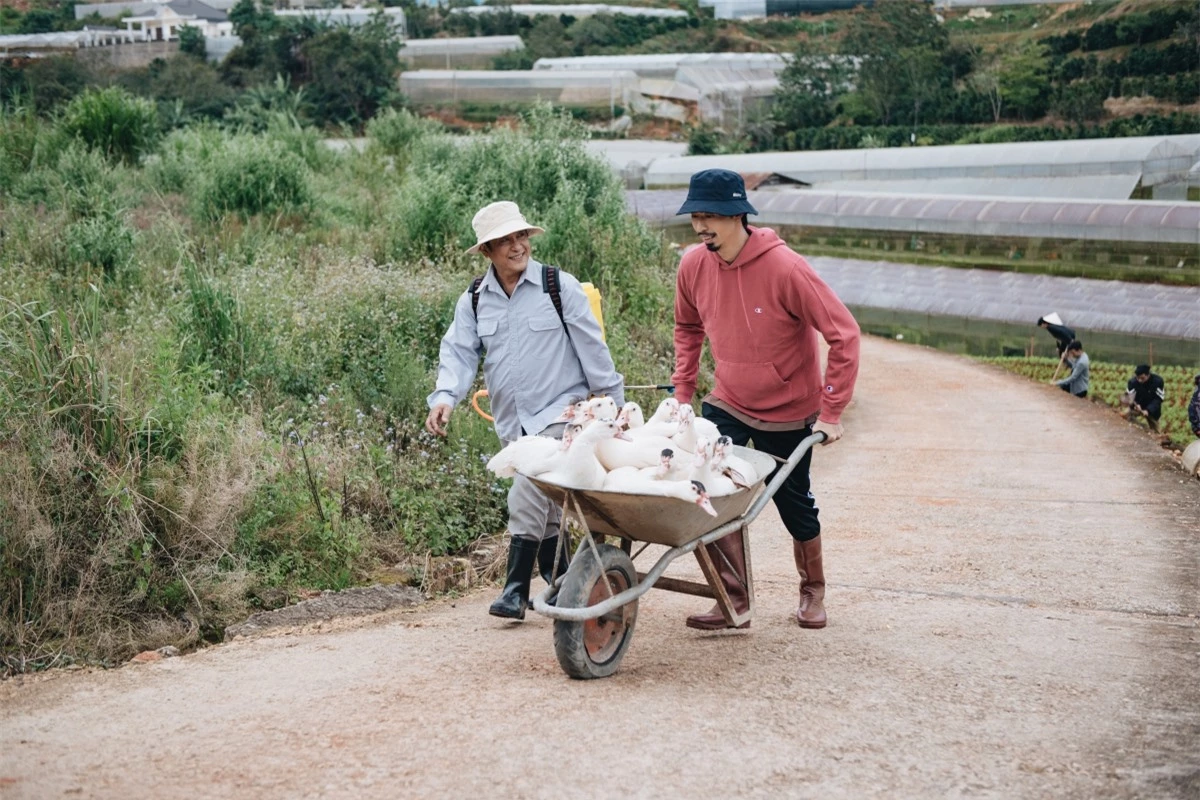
[[688, 480, 717, 517], [651, 397, 680, 424], [616, 401, 644, 430], [656, 448, 674, 477], [692, 437, 713, 468], [588, 396, 619, 422]]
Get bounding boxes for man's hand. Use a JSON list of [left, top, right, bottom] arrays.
[[813, 419, 843, 445], [425, 404, 453, 437]]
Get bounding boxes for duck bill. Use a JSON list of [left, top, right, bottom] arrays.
[[615, 430, 633, 441], [697, 496, 717, 516]]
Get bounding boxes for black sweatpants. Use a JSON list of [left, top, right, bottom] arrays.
[[702, 402, 820, 542]]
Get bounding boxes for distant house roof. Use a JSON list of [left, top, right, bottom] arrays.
[[76, 0, 227, 21], [166, 0, 226, 22]]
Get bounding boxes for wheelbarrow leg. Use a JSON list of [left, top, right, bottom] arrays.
[[688, 526, 753, 630]]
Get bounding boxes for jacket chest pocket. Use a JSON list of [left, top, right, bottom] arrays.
[[527, 316, 563, 337], [477, 319, 499, 353]]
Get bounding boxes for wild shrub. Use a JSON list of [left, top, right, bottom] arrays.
[[195, 135, 313, 220], [64, 214, 137, 278], [58, 86, 160, 166], [366, 107, 444, 158]]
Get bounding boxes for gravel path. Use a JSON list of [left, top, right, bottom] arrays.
[[3, 336, 1198, 800]]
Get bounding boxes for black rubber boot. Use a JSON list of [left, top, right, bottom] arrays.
[[489, 537, 539, 620], [538, 536, 571, 606]]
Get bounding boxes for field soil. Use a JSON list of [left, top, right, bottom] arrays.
[[2, 336, 1198, 799]]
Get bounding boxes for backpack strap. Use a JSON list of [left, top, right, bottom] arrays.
[[469, 274, 485, 321], [542, 264, 567, 333]]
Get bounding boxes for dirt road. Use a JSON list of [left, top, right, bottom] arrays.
[[3, 337, 1198, 799]]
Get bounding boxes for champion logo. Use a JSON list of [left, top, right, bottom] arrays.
[[754, 307, 763, 314], [732, 192, 744, 198]]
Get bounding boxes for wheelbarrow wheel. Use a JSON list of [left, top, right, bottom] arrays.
[[553, 542, 638, 680]]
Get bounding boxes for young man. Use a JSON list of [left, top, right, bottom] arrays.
[[426, 201, 624, 620], [1037, 314, 1076, 360], [672, 168, 860, 631], [1123, 364, 1165, 432], [1054, 340, 1089, 398]]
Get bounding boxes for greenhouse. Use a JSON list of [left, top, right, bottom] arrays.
[[533, 52, 789, 79], [627, 189, 1200, 247], [400, 69, 640, 111], [643, 135, 1200, 199], [401, 36, 524, 70], [533, 52, 787, 126], [450, 4, 687, 19]]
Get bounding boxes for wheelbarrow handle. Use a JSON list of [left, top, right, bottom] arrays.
[[739, 431, 826, 528]]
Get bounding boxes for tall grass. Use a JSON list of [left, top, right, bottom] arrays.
[[58, 87, 160, 166], [0, 103, 678, 671]]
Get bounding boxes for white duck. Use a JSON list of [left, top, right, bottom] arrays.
[[534, 420, 627, 491], [595, 431, 679, 471], [648, 397, 680, 425], [600, 471, 718, 517], [629, 397, 684, 441], [616, 401, 644, 431], [487, 425, 577, 479], [587, 396, 619, 423], [554, 399, 591, 424], [713, 435, 758, 488], [688, 437, 739, 497]]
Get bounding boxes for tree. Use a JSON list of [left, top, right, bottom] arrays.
[[970, 55, 1004, 123], [526, 17, 570, 60], [773, 39, 850, 130], [999, 42, 1051, 121], [178, 24, 206, 60], [298, 19, 401, 127], [18, 9, 58, 34], [839, 0, 951, 125]]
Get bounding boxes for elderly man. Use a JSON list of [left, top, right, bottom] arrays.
[[672, 168, 860, 631], [426, 201, 624, 620]]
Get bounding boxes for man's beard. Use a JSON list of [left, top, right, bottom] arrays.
[[704, 242, 719, 252]]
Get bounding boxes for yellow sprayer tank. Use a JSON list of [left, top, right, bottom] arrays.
[[581, 282, 605, 341]]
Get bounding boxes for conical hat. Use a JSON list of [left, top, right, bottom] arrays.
[[1042, 312, 1063, 326]]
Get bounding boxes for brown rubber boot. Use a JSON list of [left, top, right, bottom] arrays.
[[793, 536, 826, 629], [686, 529, 751, 630]]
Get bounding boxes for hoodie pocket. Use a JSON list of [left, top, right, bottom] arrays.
[[716, 360, 789, 409]]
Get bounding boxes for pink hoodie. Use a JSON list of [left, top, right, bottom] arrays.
[[672, 227, 860, 425]]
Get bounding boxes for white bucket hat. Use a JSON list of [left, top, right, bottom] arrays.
[[466, 201, 545, 255]]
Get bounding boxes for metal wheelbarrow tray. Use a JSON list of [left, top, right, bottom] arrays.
[[525, 434, 824, 680]]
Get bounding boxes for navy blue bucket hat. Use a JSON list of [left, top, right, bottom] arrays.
[[676, 168, 758, 216]]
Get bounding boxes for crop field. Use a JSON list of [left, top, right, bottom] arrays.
[[979, 356, 1199, 448]]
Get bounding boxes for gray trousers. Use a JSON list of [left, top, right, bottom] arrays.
[[506, 422, 565, 543]]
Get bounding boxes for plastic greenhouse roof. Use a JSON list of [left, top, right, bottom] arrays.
[[811, 175, 1143, 200], [643, 136, 1200, 188], [625, 189, 1200, 246], [400, 69, 640, 87], [534, 52, 789, 75], [402, 36, 523, 56], [451, 4, 687, 17], [805, 257, 1200, 341]]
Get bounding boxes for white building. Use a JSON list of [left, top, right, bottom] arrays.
[[76, 0, 234, 41]]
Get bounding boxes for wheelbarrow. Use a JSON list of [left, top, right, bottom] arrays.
[[527, 432, 826, 679]]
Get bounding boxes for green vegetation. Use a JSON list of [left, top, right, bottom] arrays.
[[979, 357, 1199, 449], [0, 103, 679, 672], [761, 0, 1199, 152]]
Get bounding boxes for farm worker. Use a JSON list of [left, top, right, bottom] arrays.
[[1037, 313, 1076, 359], [1054, 340, 1089, 398], [1188, 374, 1200, 438], [1122, 364, 1165, 432], [672, 168, 861, 631], [425, 201, 624, 621]]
